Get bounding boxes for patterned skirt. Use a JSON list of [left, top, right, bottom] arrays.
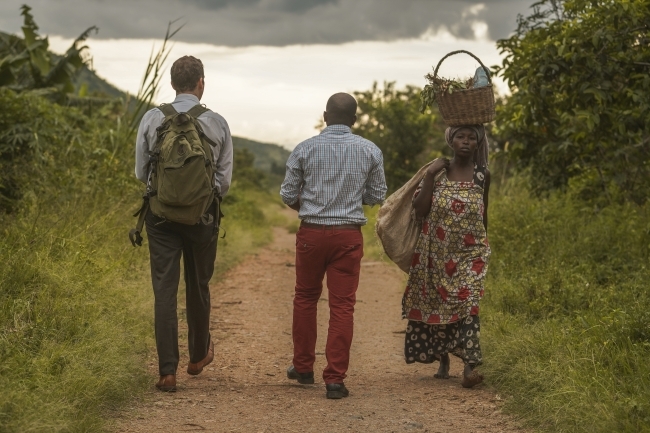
[[404, 315, 482, 366]]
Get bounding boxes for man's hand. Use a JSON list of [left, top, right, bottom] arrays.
[[288, 200, 301, 212], [425, 158, 450, 177]]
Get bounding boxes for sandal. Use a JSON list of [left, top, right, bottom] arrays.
[[461, 370, 483, 388]]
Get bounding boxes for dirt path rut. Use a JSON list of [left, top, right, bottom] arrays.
[[115, 213, 523, 433]]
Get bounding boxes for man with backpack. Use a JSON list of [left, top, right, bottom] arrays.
[[134, 55, 233, 392], [280, 92, 387, 399]]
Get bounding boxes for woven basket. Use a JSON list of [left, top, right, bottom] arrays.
[[433, 50, 495, 126]]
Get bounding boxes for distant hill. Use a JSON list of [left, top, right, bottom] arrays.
[[75, 66, 126, 99], [232, 137, 290, 175]]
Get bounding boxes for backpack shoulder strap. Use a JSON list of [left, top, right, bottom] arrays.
[[187, 104, 209, 119], [187, 104, 220, 148], [158, 103, 177, 117]]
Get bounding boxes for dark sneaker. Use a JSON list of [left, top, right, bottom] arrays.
[[286, 365, 315, 384], [325, 383, 349, 399]]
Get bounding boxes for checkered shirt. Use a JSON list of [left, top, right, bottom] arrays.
[[280, 125, 387, 225]]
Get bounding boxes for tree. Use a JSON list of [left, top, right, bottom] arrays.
[[493, 0, 650, 204], [353, 82, 447, 193], [0, 5, 96, 93], [231, 148, 267, 190]]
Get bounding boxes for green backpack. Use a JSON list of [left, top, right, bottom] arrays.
[[130, 103, 220, 246]]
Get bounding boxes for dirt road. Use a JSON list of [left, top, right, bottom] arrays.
[[115, 213, 523, 433]]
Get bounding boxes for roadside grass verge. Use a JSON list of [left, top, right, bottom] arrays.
[[482, 179, 650, 433], [362, 205, 388, 262], [0, 183, 280, 433], [0, 86, 157, 432], [0, 196, 152, 433]]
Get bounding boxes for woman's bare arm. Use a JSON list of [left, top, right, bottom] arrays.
[[412, 159, 449, 219]]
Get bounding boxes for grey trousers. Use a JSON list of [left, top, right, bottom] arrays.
[[145, 210, 217, 376]]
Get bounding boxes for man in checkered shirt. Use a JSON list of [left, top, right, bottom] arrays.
[[280, 92, 387, 399]]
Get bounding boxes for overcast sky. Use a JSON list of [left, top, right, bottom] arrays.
[[2, 1, 531, 46], [2, 1, 534, 147]]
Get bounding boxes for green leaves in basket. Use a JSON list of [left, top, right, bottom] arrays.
[[419, 75, 474, 113]]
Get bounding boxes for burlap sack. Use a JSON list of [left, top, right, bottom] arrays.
[[375, 159, 443, 273]]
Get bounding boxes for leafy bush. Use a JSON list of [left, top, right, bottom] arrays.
[[493, 0, 650, 204], [0, 5, 96, 93], [0, 87, 127, 212]]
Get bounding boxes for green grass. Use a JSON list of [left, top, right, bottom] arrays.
[[0, 186, 279, 433], [213, 185, 280, 277], [0, 87, 158, 432], [481, 178, 650, 432], [362, 205, 388, 261], [0, 198, 152, 433]]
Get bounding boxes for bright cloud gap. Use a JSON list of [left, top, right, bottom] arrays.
[[49, 29, 506, 149]]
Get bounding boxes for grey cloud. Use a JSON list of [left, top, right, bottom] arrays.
[[187, 0, 339, 13], [0, 0, 533, 46]]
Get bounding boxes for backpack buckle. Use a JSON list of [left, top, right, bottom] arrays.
[[129, 228, 143, 247]]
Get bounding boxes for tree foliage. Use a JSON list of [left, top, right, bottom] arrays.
[[0, 6, 105, 212], [493, 0, 650, 204], [0, 5, 96, 94], [353, 82, 447, 193]]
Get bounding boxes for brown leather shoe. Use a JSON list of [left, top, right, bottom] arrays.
[[155, 374, 177, 392], [187, 339, 214, 375]]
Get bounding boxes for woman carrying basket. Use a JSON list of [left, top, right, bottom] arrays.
[[401, 51, 493, 388]]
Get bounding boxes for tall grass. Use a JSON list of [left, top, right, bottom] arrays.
[[0, 175, 279, 433], [0, 80, 155, 431], [481, 177, 650, 432], [0, 198, 152, 432]]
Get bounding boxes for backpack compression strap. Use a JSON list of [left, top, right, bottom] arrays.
[[129, 196, 149, 247]]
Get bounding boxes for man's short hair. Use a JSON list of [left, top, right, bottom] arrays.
[[170, 56, 204, 92], [325, 93, 357, 125]]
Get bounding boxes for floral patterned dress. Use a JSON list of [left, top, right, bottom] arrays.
[[402, 165, 490, 366]]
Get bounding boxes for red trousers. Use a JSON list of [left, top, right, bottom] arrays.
[[292, 226, 364, 384]]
